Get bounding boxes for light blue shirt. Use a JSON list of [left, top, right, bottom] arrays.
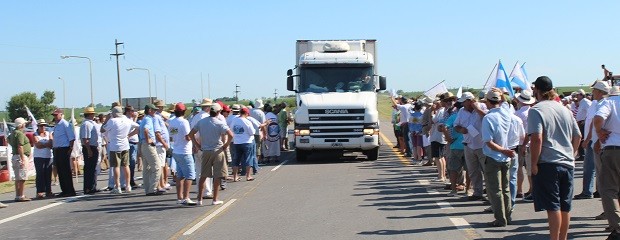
[[139, 115, 156, 143], [154, 113, 168, 146], [79, 119, 99, 146], [53, 119, 75, 148], [482, 107, 511, 163]]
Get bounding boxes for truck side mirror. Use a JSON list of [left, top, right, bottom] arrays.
[[287, 76, 295, 91], [378, 76, 387, 91], [287, 69, 293, 76]]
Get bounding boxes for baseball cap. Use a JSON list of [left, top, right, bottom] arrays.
[[240, 107, 250, 115], [144, 103, 157, 111], [111, 106, 123, 118], [590, 80, 610, 93], [576, 89, 586, 96], [533, 76, 553, 92], [457, 92, 475, 102], [485, 89, 502, 102], [211, 103, 222, 112], [14, 117, 27, 127], [51, 108, 63, 115], [174, 102, 186, 111]]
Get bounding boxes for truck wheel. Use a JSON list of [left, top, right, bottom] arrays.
[[296, 149, 308, 162], [366, 147, 379, 161]]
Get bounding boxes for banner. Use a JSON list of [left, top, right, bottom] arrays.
[[423, 81, 448, 98]]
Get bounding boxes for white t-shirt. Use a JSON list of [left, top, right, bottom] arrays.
[[231, 117, 256, 144], [168, 117, 192, 155], [227, 114, 239, 128], [103, 117, 139, 152], [584, 99, 598, 141], [397, 103, 412, 125]]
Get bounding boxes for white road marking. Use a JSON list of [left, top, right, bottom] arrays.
[[0, 195, 86, 225], [426, 189, 440, 195], [271, 160, 289, 172], [184, 199, 237, 235], [449, 217, 481, 239], [417, 179, 430, 185], [436, 201, 454, 209]]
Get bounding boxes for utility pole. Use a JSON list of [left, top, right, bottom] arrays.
[[200, 73, 204, 99], [234, 84, 240, 103], [154, 74, 158, 99], [274, 88, 278, 103], [164, 75, 167, 104], [208, 74, 211, 99], [110, 39, 124, 103]]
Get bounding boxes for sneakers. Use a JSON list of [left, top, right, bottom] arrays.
[[165, 183, 172, 190], [447, 190, 458, 197], [523, 193, 534, 202], [183, 199, 198, 206], [202, 194, 214, 199], [126, 186, 132, 193], [516, 193, 523, 198], [177, 199, 184, 204], [197, 200, 203, 206], [594, 191, 601, 198], [574, 193, 593, 200], [0, 202, 7, 208], [467, 195, 484, 201], [110, 188, 122, 194], [212, 200, 224, 205]]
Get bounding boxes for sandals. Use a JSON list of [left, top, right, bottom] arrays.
[[247, 177, 255, 181], [234, 177, 241, 182]]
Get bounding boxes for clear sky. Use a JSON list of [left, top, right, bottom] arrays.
[[1, 1, 617, 109]]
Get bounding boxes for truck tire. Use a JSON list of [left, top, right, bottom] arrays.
[[366, 147, 379, 161], [296, 149, 308, 162]]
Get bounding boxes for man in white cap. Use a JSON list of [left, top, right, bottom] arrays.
[[101, 106, 140, 194], [8, 117, 32, 202], [514, 91, 536, 201], [190, 98, 214, 199], [250, 99, 266, 163], [454, 92, 488, 201]]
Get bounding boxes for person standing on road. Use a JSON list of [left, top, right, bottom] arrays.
[[139, 104, 164, 196], [481, 89, 514, 227], [278, 102, 290, 151], [529, 76, 581, 240], [9, 117, 32, 202], [575, 89, 591, 160], [190, 98, 214, 199], [514, 91, 536, 201], [444, 100, 467, 196], [262, 104, 281, 163], [33, 119, 54, 198], [124, 106, 140, 189], [593, 82, 620, 240], [408, 102, 424, 163], [168, 103, 197, 206], [390, 96, 412, 157], [80, 107, 100, 194], [153, 100, 171, 191], [51, 108, 77, 197], [250, 99, 266, 163], [102, 106, 140, 194], [231, 107, 256, 181], [454, 92, 487, 201], [188, 103, 233, 205]]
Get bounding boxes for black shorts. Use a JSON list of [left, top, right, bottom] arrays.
[[533, 163, 574, 212], [430, 141, 445, 158]]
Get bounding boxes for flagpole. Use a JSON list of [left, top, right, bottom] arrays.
[[481, 63, 498, 89], [508, 61, 519, 80]]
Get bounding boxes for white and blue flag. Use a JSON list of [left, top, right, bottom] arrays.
[[509, 62, 530, 90], [495, 60, 514, 97]]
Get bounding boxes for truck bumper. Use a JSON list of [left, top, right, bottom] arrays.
[[295, 135, 379, 151]]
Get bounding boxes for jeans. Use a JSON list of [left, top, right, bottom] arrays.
[[509, 153, 518, 207], [251, 141, 259, 174], [581, 141, 595, 196], [233, 143, 253, 168], [34, 157, 53, 194], [129, 143, 138, 186]]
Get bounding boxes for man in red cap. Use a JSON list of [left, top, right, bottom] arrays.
[[168, 103, 197, 205]]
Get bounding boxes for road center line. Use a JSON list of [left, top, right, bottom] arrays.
[[271, 160, 289, 172], [0, 195, 86, 225], [436, 201, 454, 209], [183, 199, 237, 236], [449, 217, 482, 239]]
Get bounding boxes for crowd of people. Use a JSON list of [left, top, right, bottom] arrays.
[[3, 98, 293, 208], [391, 77, 620, 240]]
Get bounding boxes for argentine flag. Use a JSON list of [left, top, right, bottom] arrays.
[[496, 60, 514, 97], [509, 62, 530, 90]]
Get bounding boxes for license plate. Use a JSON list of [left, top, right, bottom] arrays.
[[331, 142, 343, 147]]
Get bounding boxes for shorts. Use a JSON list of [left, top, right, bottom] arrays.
[[232, 143, 253, 168], [109, 150, 129, 167], [279, 126, 288, 138], [533, 163, 574, 212], [430, 141, 445, 158], [201, 150, 228, 179], [410, 132, 424, 147], [400, 123, 409, 139], [11, 155, 27, 181], [172, 153, 195, 180], [156, 146, 166, 166], [448, 149, 466, 172]]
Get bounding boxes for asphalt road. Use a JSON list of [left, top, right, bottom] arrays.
[[0, 123, 612, 240]]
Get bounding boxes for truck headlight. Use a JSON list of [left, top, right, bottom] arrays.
[[363, 129, 379, 136], [295, 129, 310, 136]]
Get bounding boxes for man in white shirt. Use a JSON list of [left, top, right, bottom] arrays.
[[101, 106, 139, 194], [575, 89, 592, 161], [250, 99, 266, 162], [390, 96, 412, 157], [168, 103, 196, 206]]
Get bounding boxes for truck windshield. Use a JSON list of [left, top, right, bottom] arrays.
[[299, 66, 374, 93]]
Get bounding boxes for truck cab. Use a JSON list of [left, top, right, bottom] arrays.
[[287, 40, 386, 161]]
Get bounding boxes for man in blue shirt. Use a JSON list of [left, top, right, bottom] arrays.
[[51, 108, 76, 197], [481, 89, 515, 227], [139, 104, 164, 195]]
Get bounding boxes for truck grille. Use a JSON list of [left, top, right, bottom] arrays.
[[307, 108, 365, 138]]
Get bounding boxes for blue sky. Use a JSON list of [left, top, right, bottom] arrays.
[[1, 1, 617, 109]]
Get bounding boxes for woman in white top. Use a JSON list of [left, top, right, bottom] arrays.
[[33, 119, 54, 198]]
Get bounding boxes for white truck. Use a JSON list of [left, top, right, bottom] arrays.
[[286, 39, 386, 161]]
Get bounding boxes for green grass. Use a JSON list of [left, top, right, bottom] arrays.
[[0, 176, 35, 194]]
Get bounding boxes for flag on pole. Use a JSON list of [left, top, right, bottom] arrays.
[[423, 81, 448, 98], [483, 64, 498, 92], [456, 86, 463, 98], [25, 106, 38, 130], [510, 62, 530, 90], [495, 60, 514, 97], [3, 119, 14, 180]]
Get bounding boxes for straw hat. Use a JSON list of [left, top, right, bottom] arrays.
[[84, 107, 96, 114], [515, 91, 536, 105], [610, 86, 620, 96], [200, 98, 213, 107], [154, 99, 166, 107], [38, 119, 48, 126]]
